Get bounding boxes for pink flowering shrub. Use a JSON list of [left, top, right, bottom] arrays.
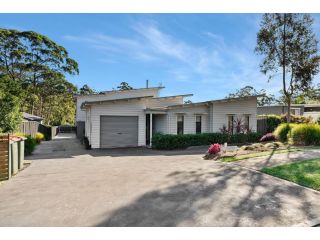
[[208, 143, 221, 154]]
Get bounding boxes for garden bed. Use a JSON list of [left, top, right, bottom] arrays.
[[203, 141, 302, 162]]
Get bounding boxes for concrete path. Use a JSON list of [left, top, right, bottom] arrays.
[[232, 149, 320, 170], [0, 135, 319, 227]]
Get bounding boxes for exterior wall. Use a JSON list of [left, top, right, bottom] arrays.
[[153, 114, 167, 134], [166, 105, 209, 135], [76, 88, 160, 122], [89, 100, 147, 148], [211, 98, 257, 132], [257, 105, 304, 116], [146, 97, 184, 108], [303, 111, 320, 121]]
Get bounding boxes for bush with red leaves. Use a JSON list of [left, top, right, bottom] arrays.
[[259, 133, 276, 142], [208, 143, 221, 154]]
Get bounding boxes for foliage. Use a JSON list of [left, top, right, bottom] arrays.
[[117, 82, 133, 90], [24, 135, 37, 155], [0, 75, 22, 132], [184, 100, 192, 104], [259, 114, 313, 134], [255, 14, 320, 122], [290, 124, 320, 145], [208, 144, 221, 154], [260, 133, 276, 142], [280, 114, 313, 124], [0, 28, 79, 126], [264, 114, 282, 132], [219, 124, 230, 134], [152, 132, 262, 150], [274, 123, 296, 142], [262, 158, 320, 191], [317, 116, 320, 125], [233, 117, 246, 133], [35, 132, 45, 144], [226, 85, 276, 106], [79, 84, 96, 95]]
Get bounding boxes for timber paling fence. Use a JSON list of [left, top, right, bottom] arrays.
[[257, 117, 268, 135], [19, 121, 39, 137], [0, 135, 25, 181]]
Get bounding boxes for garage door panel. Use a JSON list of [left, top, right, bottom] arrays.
[[100, 116, 138, 148]]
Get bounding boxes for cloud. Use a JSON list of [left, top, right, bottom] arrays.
[[64, 20, 282, 98]]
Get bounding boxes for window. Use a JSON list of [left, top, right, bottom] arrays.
[[177, 115, 184, 135], [196, 115, 202, 134], [228, 115, 234, 134], [244, 115, 250, 131]]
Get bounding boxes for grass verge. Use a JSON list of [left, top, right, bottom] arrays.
[[261, 158, 320, 191], [221, 148, 302, 163]]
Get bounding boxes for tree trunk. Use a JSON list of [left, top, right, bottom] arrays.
[[287, 96, 291, 123]]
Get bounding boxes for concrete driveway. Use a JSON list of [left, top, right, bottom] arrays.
[[0, 134, 319, 227]]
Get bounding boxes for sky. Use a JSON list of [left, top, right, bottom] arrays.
[[1, 13, 320, 102]]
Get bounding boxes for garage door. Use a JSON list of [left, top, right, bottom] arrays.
[[100, 116, 138, 148]]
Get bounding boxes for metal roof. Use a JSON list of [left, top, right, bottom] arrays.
[[80, 95, 154, 109], [75, 86, 165, 98], [22, 112, 43, 121]]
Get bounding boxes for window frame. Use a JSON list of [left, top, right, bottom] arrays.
[[196, 115, 202, 134], [177, 115, 184, 135], [228, 115, 234, 134]]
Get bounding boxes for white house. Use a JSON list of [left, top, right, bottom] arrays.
[[76, 87, 257, 149]]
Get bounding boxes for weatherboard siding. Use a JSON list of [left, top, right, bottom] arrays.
[[166, 106, 209, 134], [89, 100, 147, 148], [211, 98, 257, 132], [76, 88, 160, 122]]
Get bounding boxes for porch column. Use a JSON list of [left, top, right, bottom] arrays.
[[150, 113, 153, 147]]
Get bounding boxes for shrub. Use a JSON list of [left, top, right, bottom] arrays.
[[262, 115, 282, 132], [317, 116, 320, 125], [208, 144, 221, 154], [152, 132, 262, 150], [274, 123, 296, 142], [24, 135, 37, 155], [290, 124, 320, 145], [280, 114, 313, 124], [35, 132, 45, 144], [260, 133, 276, 142]]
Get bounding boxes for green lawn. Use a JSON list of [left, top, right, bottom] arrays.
[[221, 148, 302, 163], [262, 158, 320, 191]]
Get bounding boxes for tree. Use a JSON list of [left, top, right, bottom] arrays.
[[0, 28, 79, 127], [184, 100, 193, 104], [79, 84, 95, 95], [255, 14, 320, 122], [225, 85, 276, 106], [0, 28, 79, 115], [0, 75, 22, 132], [117, 82, 133, 90]]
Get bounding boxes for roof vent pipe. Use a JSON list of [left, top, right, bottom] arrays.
[[146, 79, 149, 88]]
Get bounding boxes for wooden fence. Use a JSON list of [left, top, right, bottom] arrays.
[[19, 121, 39, 137], [257, 117, 268, 135], [0, 135, 9, 181]]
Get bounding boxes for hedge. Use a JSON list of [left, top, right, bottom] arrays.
[[290, 124, 320, 145], [151, 132, 262, 150], [24, 135, 37, 155], [273, 123, 296, 142]]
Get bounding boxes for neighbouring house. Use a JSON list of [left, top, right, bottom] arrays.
[[76, 87, 258, 149], [258, 104, 320, 121], [22, 112, 43, 124]]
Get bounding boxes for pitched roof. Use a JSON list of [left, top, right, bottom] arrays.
[[22, 112, 43, 121], [75, 86, 164, 98], [80, 95, 154, 109]]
